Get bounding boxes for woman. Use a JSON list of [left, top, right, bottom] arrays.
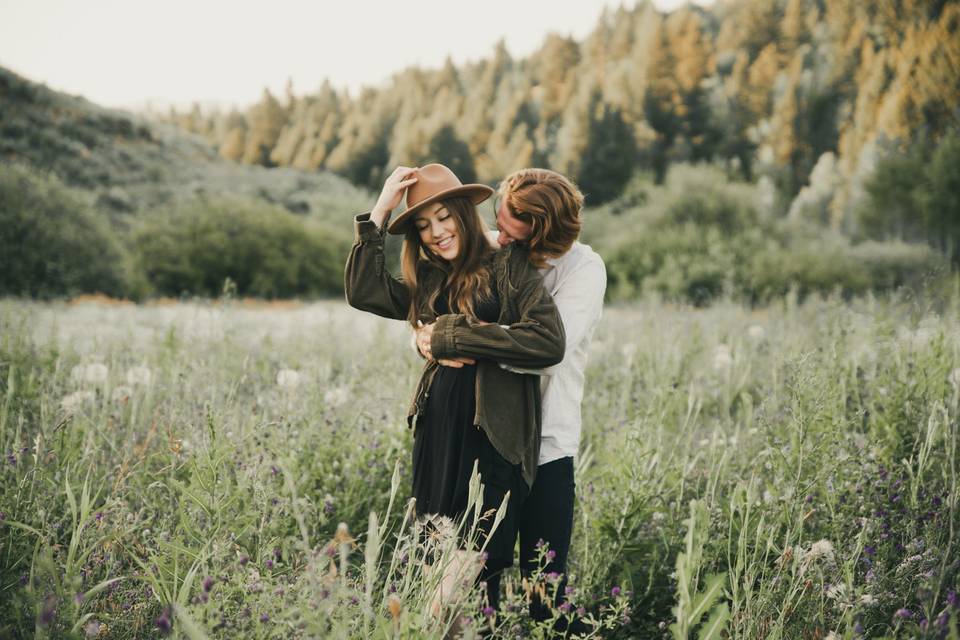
[[344, 163, 565, 611]]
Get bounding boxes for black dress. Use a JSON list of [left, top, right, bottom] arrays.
[[411, 283, 528, 568]]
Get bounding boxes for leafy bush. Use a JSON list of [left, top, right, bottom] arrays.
[[858, 129, 960, 263], [0, 163, 140, 298], [597, 165, 947, 305], [134, 197, 350, 298]]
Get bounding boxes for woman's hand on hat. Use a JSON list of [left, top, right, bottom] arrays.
[[371, 166, 419, 228]]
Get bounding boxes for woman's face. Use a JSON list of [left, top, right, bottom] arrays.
[[414, 201, 460, 261]]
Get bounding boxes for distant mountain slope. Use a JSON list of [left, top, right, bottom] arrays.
[[0, 65, 370, 224]]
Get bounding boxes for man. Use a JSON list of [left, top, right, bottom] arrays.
[[417, 168, 607, 625]]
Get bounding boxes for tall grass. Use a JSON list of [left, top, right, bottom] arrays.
[[0, 292, 958, 638]]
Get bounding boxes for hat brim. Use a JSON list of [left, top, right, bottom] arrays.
[[386, 184, 495, 235]]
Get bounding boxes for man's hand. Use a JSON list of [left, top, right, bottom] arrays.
[[416, 322, 475, 368]]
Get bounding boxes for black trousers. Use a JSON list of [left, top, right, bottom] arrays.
[[479, 456, 576, 614], [519, 456, 576, 616]]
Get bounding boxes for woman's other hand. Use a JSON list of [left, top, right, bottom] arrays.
[[371, 166, 419, 228], [416, 322, 475, 368]]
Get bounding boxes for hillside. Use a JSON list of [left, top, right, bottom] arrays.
[[0, 65, 370, 226]]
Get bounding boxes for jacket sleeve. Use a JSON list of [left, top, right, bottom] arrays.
[[344, 213, 411, 321], [430, 253, 566, 369], [502, 255, 606, 377]]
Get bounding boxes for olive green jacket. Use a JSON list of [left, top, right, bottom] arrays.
[[344, 213, 566, 487]]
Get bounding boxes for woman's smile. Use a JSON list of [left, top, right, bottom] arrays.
[[416, 203, 460, 260]]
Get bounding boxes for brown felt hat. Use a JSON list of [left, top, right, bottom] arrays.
[[386, 163, 494, 235]]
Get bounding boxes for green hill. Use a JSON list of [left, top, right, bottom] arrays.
[[0, 65, 370, 227]]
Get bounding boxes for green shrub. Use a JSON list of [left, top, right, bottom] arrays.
[[134, 197, 350, 298], [0, 163, 140, 298], [600, 165, 947, 305]]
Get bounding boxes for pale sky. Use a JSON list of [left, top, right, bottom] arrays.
[[0, 0, 710, 111]]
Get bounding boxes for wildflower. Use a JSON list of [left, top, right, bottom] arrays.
[[611, 586, 622, 597], [947, 591, 958, 608], [853, 621, 864, 634], [259, 613, 270, 623], [74, 592, 84, 605], [39, 595, 57, 626], [202, 576, 214, 593], [803, 540, 835, 565], [713, 344, 733, 371], [389, 594, 402, 620], [323, 495, 335, 515], [71, 363, 108, 386], [324, 386, 349, 407], [936, 611, 950, 628], [483, 605, 496, 617], [949, 368, 960, 388], [0, 512, 5, 521], [863, 545, 875, 556], [546, 549, 556, 561], [126, 366, 152, 386], [111, 385, 133, 403], [239, 554, 249, 566], [156, 607, 172, 634], [60, 390, 95, 413], [894, 608, 912, 619], [276, 369, 301, 389], [559, 601, 572, 614], [577, 606, 586, 617]]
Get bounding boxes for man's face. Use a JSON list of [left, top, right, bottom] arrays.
[[495, 198, 533, 248]]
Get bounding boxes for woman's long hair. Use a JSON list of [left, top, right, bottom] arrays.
[[400, 196, 494, 328]]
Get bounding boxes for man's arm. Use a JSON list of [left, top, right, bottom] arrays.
[[502, 257, 606, 376]]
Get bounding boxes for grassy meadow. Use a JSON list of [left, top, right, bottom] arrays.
[[1, 290, 958, 639]]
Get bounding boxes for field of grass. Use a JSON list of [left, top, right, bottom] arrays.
[[1, 292, 958, 639]]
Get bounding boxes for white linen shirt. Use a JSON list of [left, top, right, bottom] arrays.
[[504, 241, 606, 464]]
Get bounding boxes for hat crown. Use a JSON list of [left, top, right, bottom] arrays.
[[405, 164, 464, 210]]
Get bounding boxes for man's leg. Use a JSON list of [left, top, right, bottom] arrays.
[[518, 456, 576, 619]]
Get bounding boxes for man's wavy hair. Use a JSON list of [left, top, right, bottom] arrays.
[[497, 168, 583, 267]]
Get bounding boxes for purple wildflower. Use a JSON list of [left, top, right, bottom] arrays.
[[559, 601, 572, 614], [546, 549, 557, 561], [863, 546, 876, 556], [482, 606, 496, 617], [259, 613, 270, 623], [156, 607, 172, 635], [947, 591, 958, 608], [239, 554, 249, 566], [854, 621, 864, 635], [7, 453, 16, 466], [577, 606, 586, 617], [611, 586, 622, 597], [0, 512, 5, 521], [202, 576, 214, 592], [39, 595, 57, 626], [74, 592, 84, 605], [936, 612, 950, 628], [894, 608, 912, 619], [265, 559, 273, 569]]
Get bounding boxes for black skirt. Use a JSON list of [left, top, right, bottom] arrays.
[[411, 284, 527, 566]]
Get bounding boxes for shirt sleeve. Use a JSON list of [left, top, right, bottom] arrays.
[[501, 255, 606, 377]]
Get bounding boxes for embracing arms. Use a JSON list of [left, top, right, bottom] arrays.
[[427, 252, 566, 369]]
